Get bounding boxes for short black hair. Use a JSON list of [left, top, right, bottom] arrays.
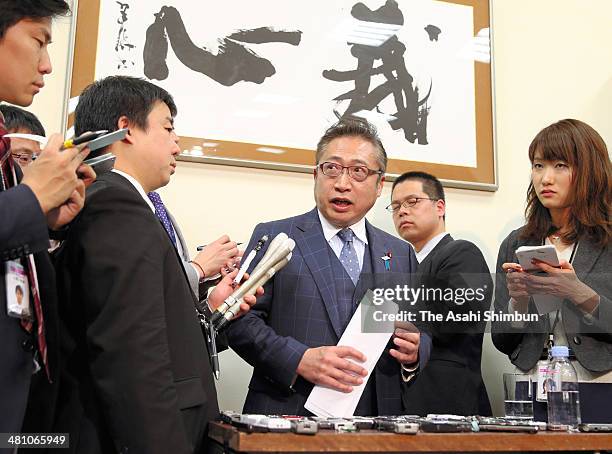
[[0, 0, 70, 39], [316, 119, 387, 174], [0, 104, 45, 136], [15, 285, 23, 295], [392, 171, 445, 220], [74, 76, 177, 137], [392, 171, 445, 201]]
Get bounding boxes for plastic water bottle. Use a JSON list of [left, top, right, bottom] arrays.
[[546, 346, 581, 430]]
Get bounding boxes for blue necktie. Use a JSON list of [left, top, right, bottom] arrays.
[[337, 228, 360, 285], [147, 191, 177, 247]]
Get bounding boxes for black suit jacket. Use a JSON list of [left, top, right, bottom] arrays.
[[402, 234, 492, 416], [0, 180, 59, 440], [52, 172, 218, 454]]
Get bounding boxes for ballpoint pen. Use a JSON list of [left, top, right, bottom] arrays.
[[197, 242, 242, 251], [210, 325, 220, 380], [201, 316, 220, 380], [233, 235, 268, 285]]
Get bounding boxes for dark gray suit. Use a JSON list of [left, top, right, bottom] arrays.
[[491, 227, 612, 372], [492, 227, 612, 422]]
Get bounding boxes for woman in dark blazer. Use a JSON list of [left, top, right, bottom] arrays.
[[491, 119, 611, 422]]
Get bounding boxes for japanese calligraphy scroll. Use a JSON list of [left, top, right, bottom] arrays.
[[69, 0, 496, 190]]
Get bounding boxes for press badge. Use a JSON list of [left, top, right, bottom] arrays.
[[5, 260, 32, 320], [536, 359, 550, 402]]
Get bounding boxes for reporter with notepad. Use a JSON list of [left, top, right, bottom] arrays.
[[491, 119, 612, 423]]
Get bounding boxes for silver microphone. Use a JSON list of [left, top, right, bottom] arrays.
[[215, 251, 293, 330]]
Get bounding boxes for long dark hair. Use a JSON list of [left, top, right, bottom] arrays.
[[521, 119, 611, 247]]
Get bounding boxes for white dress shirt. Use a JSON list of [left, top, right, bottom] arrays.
[[414, 232, 448, 263], [110, 169, 185, 257], [112, 169, 154, 213], [318, 210, 368, 270]]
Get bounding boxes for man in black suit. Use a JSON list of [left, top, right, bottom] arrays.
[[388, 171, 492, 416], [0, 0, 96, 439], [53, 76, 258, 454]]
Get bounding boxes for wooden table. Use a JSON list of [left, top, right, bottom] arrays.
[[209, 422, 612, 453]]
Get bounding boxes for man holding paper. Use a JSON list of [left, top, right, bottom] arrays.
[[226, 119, 431, 416]]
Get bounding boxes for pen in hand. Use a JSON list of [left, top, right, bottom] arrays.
[[197, 242, 242, 251]]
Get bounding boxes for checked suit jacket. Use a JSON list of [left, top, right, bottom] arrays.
[[226, 208, 428, 416]]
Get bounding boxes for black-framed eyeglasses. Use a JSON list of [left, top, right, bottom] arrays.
[[317, 161, 383, 182], [385, 197, 436, 213], [11, 153, 36, 166]]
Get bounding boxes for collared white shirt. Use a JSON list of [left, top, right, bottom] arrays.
[[414, 232, 447, 263], [111, 169, 155, 213], [318, 210, 367, 270], [110, 171, 198, 278], [111, 169, 184, 251]]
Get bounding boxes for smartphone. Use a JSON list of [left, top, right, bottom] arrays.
[[84, 153, 116, 175], [378, 420, 418, 434], [86, 129, 128, 155], [291, 420, 318, 435], [515, 245, 560, 271], [420, 420, 473, 433], [478, 424, 538, 433], [82, 129, 128, 175], [578, 423, 612, 432]]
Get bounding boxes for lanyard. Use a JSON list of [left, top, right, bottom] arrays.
[[546, 241, 579, 351]]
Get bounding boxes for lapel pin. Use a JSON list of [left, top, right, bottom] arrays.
[[381, 251, 392, 271]]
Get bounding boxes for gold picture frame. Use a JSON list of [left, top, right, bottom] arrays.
[[68, 0, 496, 190]]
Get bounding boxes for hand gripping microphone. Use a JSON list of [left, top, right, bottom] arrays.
[[209, 232, 293, 325], [213, 233, 295, 330], [215, 252, 293, 331]]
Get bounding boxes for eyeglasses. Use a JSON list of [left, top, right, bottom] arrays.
[[317, 161, 383, 182], [11, 153, 36, 166], [385, 197, 436, 213]]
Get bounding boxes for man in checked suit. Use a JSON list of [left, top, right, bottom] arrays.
[[389, 171, 492, 416], [227, 120, 431, 416]]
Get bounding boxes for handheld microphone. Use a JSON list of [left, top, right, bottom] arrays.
[[215, 252, 293, 331], [210, 232, 289, 324]]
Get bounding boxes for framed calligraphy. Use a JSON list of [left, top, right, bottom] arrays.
[[68, 0, 496, 190]]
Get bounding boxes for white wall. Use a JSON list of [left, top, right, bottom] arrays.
[[31, 0, 612, 416]]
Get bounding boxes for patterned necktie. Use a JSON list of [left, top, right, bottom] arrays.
[[1, 118, 50, 380], [147, 191, 177, 247], [337, 228, 360, 285]]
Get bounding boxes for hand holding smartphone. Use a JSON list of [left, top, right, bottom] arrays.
[[515, 245, 561, 272]]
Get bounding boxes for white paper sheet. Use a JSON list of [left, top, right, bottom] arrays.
[[304, 294, 396, 417]]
